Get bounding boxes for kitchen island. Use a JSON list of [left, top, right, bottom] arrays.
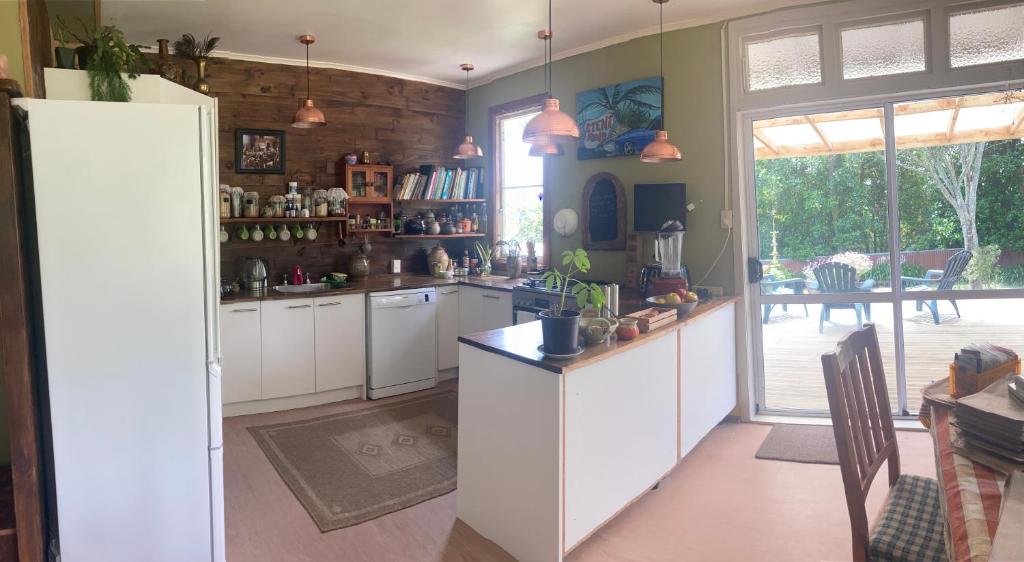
[[456, 298, 739, 562]]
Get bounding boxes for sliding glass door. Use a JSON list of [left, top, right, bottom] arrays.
[[750, 88, 1024, 416]]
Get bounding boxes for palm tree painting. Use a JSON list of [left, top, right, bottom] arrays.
[[575, 76, 663, 160]]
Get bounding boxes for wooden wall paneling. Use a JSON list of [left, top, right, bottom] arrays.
[[0, 83, 46, 562], [203, 55, 470, 281]]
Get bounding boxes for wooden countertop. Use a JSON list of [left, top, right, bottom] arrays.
[[220, 274, 519, 303], [458, 297, 740, 374]]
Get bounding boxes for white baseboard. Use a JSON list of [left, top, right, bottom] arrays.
[[223, 385, 364, 417]]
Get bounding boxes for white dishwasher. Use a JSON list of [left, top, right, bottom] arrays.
[[367, 288, 437, 399]]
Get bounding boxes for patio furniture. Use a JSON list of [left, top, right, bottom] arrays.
[[821, 324, 947, 562], [813, 262, 873, 333], [760, 275, 808, 323], [900, 250, 972, 325]]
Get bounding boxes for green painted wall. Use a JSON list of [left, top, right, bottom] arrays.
[[0, 1, 26, 87], [467, 23, 734, 293]]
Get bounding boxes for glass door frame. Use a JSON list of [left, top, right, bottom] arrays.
[[741, 79, 1024, 417]]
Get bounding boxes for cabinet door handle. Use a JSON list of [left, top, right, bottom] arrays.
[[286, 304, 312, 309], [482, 294, 501, 300], [229, 308, 258, 313], [318, 302, 341, 307]]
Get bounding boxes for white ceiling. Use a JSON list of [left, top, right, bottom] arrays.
[[105, 0, 818, 89]]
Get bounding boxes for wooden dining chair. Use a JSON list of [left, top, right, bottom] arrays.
[[822, 324, 947, 562]]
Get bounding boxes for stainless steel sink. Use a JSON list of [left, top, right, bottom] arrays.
[[272, 283, 332, 294]]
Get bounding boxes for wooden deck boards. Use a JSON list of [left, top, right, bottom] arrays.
[[761, 299, 1024, 413]]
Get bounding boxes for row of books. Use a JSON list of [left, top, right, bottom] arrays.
[[395, 166, 481, 200]]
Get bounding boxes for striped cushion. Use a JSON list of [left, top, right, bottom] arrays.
[[869, 474, 947, 562]]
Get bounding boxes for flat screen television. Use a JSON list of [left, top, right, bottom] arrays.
[[634, 183, 686, 232]]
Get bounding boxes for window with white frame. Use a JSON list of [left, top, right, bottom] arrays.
[[496, 109, 545, 259]]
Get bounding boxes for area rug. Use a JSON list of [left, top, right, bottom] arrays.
[[754, 424, 840, 465], [248, 391, 458, 532]]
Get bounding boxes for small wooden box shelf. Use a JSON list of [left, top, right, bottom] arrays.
[[340, 163, 393, 202]]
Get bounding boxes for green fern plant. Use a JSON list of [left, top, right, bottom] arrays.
[[79, 25, 149, 102]]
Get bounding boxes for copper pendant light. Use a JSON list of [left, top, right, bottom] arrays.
[[453, 64, 483, 159], [522, 1, 579, 146], [292, 35, 326, 128], [528, 142, 564, 157], [640, 0, 681, 163]]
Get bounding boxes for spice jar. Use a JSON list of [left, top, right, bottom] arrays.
[[229, 186, 244, 218], [219, 186, 231, 218], [313, 189, 329, 217], [243, 191, 260, 218], [269, 195, 286, 218], [616, 318, 640, 341]]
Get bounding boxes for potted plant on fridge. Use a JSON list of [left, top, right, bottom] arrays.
[[52, 18, 76, 69], [539, 249, 606, 355], [70, 22, 149, 102]]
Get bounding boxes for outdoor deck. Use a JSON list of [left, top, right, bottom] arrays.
[[761, 298, 1024, 414]]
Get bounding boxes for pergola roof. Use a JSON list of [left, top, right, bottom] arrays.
[[754, 91, 1024, 160]]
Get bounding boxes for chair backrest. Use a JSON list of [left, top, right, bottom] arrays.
[[821, 324, 901, 562], [936, 250, 972, 291], [814, 262, 860, 293]]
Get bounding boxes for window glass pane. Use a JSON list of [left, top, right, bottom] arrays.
[[501, 186, 544, 257], [745, 32, 822, 91], [949, 3, 1024, 68], [762, 304, 898, 412], [895, 91, 1024, 291], [499, 110, 544, 257], [841, 19, 926, 79], [902, 299, 1024, 414], [753, 108, 891, 295], [500, 113, 543, 188]]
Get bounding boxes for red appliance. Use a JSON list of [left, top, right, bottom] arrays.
[[290, 265, 304, 286]]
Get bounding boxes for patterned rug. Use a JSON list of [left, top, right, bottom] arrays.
[[248, 391, 458, 532]]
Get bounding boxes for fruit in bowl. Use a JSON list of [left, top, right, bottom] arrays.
[[647, 293, 699, 315]]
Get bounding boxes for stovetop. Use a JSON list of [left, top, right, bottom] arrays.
[[515, 278, 611, 293]]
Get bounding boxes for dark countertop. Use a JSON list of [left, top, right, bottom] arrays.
[[220, 274, 520, 303], [457, 297, 740, 374]]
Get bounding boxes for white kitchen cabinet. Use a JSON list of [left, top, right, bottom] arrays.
[[436, 286, 460, 370], [219, 302, 262, 404], [314, 293, 365, 392], [458, 285, 483, 336], [679, 301, 737, 458], [480, 289, 513, 332], [459, 286, 513, 335], [260, 298, 316, 399]]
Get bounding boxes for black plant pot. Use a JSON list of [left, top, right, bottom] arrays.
[[54, 47, 76, 69], [75, 45, 95, 70], [539, 309, 581, 355]]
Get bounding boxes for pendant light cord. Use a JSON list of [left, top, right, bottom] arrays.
[[548, 0, 553, 97], [659, 0, 665, 125], [305, 42, 311, 100]]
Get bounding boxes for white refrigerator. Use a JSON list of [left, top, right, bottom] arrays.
[[13, 97, 225, 562]]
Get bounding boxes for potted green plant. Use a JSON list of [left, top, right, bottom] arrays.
[[52, 18, 76, 69], [473, 241, 492, 276], [539, 249, 606, 355], [174, 33, 220, 94], [71, 23, 149, 102]]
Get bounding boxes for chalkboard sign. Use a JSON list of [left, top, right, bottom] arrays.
[[582, 172, 626, 250]]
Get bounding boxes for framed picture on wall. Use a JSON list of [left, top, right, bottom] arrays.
[[575, 76, 662, 160], [235, 128, 285, 174]]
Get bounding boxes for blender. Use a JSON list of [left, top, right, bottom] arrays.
[[640, 220, 691, 298]]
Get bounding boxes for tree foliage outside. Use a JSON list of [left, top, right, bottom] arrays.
[[755, 138, 1024, 288]]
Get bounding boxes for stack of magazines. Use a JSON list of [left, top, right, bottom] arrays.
[[953, 378, 1024, 473], [1011, 375, 1024, 407]]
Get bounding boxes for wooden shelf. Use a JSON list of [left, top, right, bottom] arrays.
[[349, 228, 394, 233], [348, 198, 392, 205], [221, 216, 347, 224], [394, 199, 486, 205], [393, 233, 486, 239]]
